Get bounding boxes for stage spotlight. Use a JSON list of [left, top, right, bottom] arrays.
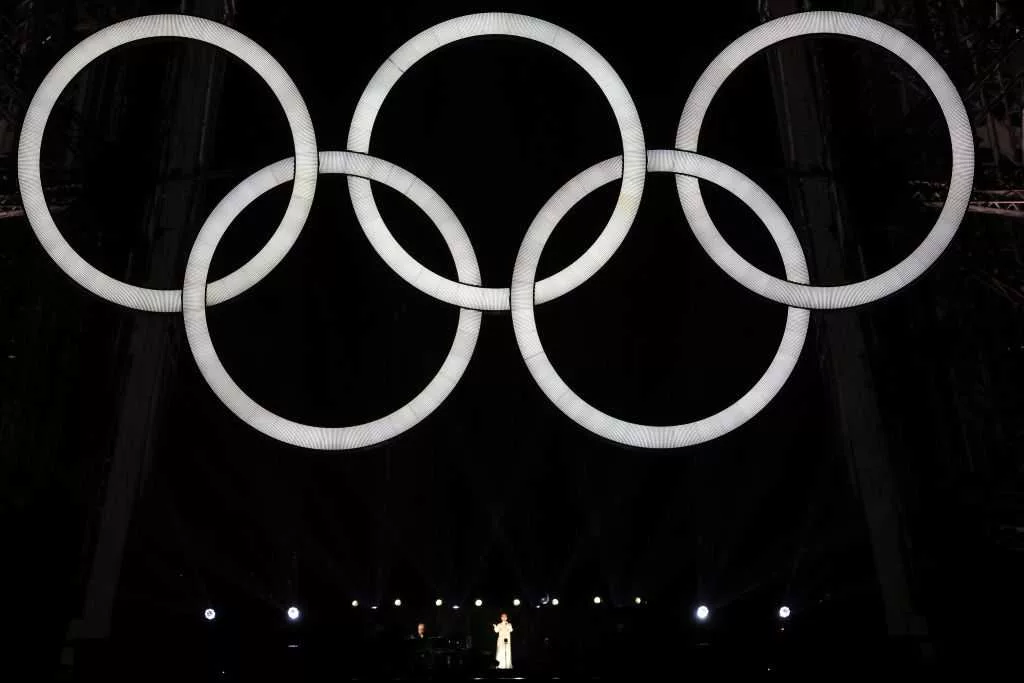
[[204, 608, 216, 621], [593, 596, 602, 604], [394, 599, 402, 607], [435, 598, 443, 607], [695, 605, 709, 621], [474, 599, 483, 607], [551, 598, 559, 606], [634, 597, 642, 605], [779, 605, 791, 619], [287, 606, 301, 621], [512, 598, 521, 607], [351, 600, 359, 608]]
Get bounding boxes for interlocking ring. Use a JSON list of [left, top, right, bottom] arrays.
[[17, 11, 973, 450], [183, 152, 483, 450], [18, 15, 318, 312], [510, 149, 810, 448], [676, 12, 973, 309], [346, 14, 646, 311]]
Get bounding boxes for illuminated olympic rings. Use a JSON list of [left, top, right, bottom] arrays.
[[17, 12, 973, 449]]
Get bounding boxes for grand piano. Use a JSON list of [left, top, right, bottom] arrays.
[[406, 634, 493, 673]]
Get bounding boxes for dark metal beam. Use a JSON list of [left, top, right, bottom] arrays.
[[764, 0, 926, 641], [65, 0, 230, 645]]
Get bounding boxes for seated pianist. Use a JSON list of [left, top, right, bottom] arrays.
[[406, 622, 472, 672], [409, 622, 433, 672]]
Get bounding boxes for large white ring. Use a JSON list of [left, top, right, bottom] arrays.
[[17, 14, 318, 312], [182, 151, 482, 450], [676, 11, 973, 309], [347, 13, 646, 311], [511, 149, 810, 448]]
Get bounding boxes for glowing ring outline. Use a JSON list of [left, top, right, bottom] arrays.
[[511, 149, 810, 448], [17, 14, 319, 312], [182, 151, 482, 450], [675, 10, 974, 309], [347, 12, 646, 311]]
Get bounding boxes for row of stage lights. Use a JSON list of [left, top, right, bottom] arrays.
[[203, 601, 794, 622], [360, 597, 568, 609]]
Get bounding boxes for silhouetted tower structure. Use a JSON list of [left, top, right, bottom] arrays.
[[761, 0, 1023, 652], [1, 0, 237, 666]]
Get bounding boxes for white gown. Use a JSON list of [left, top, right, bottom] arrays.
[[493, 621, 513, 669]]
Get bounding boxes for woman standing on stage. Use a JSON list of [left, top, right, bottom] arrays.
[[493, 612, 513, 669]]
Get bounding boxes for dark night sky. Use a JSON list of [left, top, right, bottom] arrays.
[[17, 0, 1017, 664]]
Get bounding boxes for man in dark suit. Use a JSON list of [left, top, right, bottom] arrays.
[[409, 622, 432, 674]]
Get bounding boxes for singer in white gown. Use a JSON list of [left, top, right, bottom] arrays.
[[493, 613, 513, 669]]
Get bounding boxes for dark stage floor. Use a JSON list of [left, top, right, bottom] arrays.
[[59, 633, 994, 681]]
